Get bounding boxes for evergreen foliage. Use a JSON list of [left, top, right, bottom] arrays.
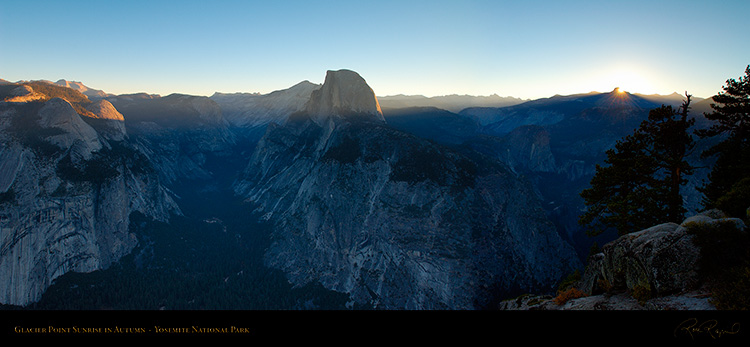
[[21, 81, 91, 105], [697, 65, 750, 211], [56, 151, 119, 184], [0, 189, 15, 205], [640, 100, 696, 222], [579, 95, 695, 236], [321, 135, 361, 164], [715, 177, 750, 219], [685, 220, 750, 310]]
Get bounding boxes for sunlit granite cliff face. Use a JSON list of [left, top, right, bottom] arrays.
[[235, 70, 581, 309], [84, 99, 127, 141], [0, 92, 178, 306], [304, 69, 385, 125]]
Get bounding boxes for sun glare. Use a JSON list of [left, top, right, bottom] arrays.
[[608, 67, 654, 95]]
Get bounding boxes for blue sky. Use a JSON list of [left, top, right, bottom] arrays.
[[1, 0, 748, 99]]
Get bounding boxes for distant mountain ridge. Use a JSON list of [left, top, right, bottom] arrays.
[[52, 79, 112, 99], [461, 89, 665, 129], [381, 106, 480, 145], [634, 91, 705, 107], [6, 76, 704, 120], [378, 93, 526, 113], [211, 81, 321, 128]]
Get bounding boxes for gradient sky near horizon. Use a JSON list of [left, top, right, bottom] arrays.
[[1, 0, 748, 100]]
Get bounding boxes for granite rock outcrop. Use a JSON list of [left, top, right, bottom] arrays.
[[499, 210, 747, 310]]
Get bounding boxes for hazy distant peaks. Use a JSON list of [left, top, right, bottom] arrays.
[[633, 91, 701, 107], [378, 93, 526, 113], [55, 79, 88, 91], [266, 80, 321, 99], [112, 92, 161, 101], [53, 79, 111, 98], [210, 80, 320, 128], [304, 69, 384, 123], [289, 80, 320, 90], [212, 81, 321, 98]]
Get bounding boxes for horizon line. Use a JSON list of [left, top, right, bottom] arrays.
[[2, 76, 712, 101]]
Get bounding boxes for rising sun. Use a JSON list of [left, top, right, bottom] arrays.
[[608, 67, 654, 94]]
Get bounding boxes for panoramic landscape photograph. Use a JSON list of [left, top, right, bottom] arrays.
[[1, 0, 749, 342]]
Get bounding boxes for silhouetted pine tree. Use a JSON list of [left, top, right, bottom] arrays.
[[579, 95, 695, 236], [642, 96, 696, 222], [696, 65, 750, 213]]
